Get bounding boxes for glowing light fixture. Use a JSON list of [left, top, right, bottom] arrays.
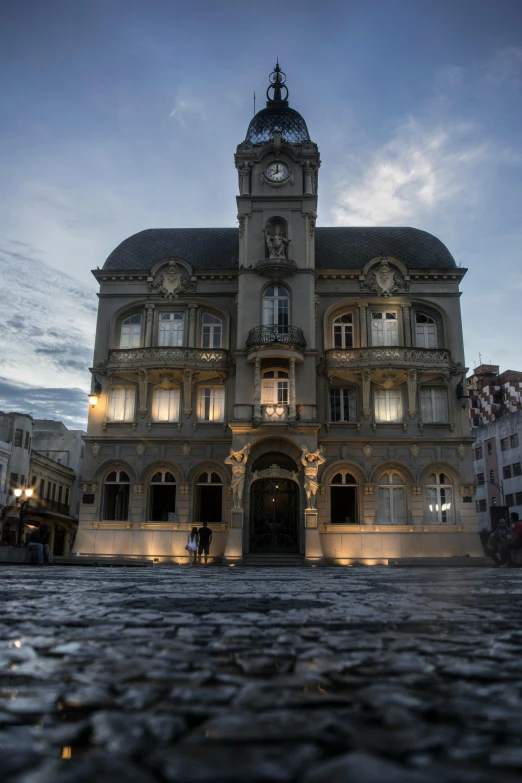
[[89, 378, 102, 408], [13, 488, 22, 498], [25, 488, 33, 498]]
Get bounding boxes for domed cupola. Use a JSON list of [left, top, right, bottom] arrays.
[[245, 62, 310, 144]]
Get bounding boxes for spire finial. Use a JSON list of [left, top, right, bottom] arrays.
[[266, 61, 288, 106]]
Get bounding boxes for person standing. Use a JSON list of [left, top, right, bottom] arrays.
[[186, 526, 198, 566], [26, 522, 51, 565], [197, 521, 212, 566], [502, 513, 522, 567]]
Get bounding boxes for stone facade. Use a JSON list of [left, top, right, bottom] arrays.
[[75, 64, 481, 564]]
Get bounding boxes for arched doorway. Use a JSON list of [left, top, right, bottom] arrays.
[[250, 450, 300, 553]]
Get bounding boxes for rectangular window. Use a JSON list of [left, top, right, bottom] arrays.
[[152, 387, 180, 422], [474, 447, 483, 460], [24, 432, 30, 449], [52, 483, 56, 501], [197, 387, 225, 422], [477, 473, 485, 485], [487, 442, 492, 455], [420, 387, 449, 422], [20, 475, 25, 486], [65, 488, 70, 508], [415, 320, 438, 349], [108, 387, 136, 422], [39, 479, 45, 498], [378, 487, 406, 524], [10, 472, 18, 489], [513, 462, 522, 477], [261, 379, 288, 405], [501, 437, 509, 452], [329, 388, 356, 422], [503, 465, 512, 480], [31, 475, 37, 486], [14, 429, 23, 447], [478, 499, 487, 512], [47, 481, 52, 499], [511, 434, 519, 449], [58, 486, 63, 504], [371, 312, 398, 346], [120, 315, 142, 348], [506, 494, 514, 507], [374, 389, 402, 422], [489, 470, 495, 482], [159, 313, 184, 347], [201, 315, 222, 348]]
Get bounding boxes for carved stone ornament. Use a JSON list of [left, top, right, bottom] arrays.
[[251, 464, 299, 483], [148, 260, 196, 301], [410, 443, 420, 461], [80, 482, 97, 494], [136, 442, 145, 459], [91, 443, 101, 458], [182, 443, 191, 459], [133, 484, 143, 495], [456, 444, 467, 461], [363, 443, 373, 460], [365, 258, 405, 298]]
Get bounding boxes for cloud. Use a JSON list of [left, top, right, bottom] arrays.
[[330, 118, 490, 227], [486, 46, 522, 85], [169, 95, 207, 126], [0, 377, 88, 431]]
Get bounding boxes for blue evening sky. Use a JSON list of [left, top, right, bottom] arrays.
[[0, 0, 521, 428]]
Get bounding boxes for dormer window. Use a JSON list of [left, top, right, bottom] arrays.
[[159, 313, 184, 347], [415, 313, 438, 349], [120, 314, 142, 348], [333, 314, 353, 348]]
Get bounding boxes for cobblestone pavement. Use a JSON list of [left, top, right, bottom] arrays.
[[1, 565, 522, 783]]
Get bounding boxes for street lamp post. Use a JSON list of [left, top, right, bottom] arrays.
[[13, 488, 33, 547], [488, 479, 505, 506]]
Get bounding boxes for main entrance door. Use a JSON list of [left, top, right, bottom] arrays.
[[250, 478, 299, 553]]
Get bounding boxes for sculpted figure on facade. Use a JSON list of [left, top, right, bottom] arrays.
[[265, 225, 290, 259], [300, 445, 326, 509], [225, 443, 250, 509]]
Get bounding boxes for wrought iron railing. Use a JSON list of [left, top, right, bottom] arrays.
[[246, 325, 306, 350]]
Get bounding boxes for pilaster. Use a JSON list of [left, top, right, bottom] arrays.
[[304, 509, 324, 565], [188, 304, 198, 348], [401, 302, 412, 347], [144, 304, 155, 347], [289, 358, 296, 421], [253, 357, 262, 424], [358, 302, 368, 347], [223, 508, 244, 564]]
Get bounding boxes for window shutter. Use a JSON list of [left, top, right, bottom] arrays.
[[384, 318, 398, 346]]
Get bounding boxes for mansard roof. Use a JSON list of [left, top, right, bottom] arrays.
[[102, 226, 457, 272]]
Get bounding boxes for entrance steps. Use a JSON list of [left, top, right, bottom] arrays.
[[242, 553, 304, 567]]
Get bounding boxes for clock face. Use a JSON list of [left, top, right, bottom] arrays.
[[265, 162, 289, 182]]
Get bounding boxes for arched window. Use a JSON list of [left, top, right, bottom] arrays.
[[195, 471, 223, 523], [149, 470, 176, 521], [415, 313, 438, 349], [333, 314, 353, 348], [371, 311, 399, 346], [263, 286, 289, 328], [378, 472, 406, 525], [330, 471, 358, 524], [120, 314, 142, 349], [103, 470, 130, 521], [261, 370, 289, 405], [425, 472, 454, 524], [201, 313, 222, 348], [152, 387, 180, 422], [158, 313, 184, 347]]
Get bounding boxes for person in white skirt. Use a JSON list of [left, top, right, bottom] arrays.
[[186, 526, 198, 566]]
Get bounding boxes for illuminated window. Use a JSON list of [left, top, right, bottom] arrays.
[[378, 472, 406, 525], [333, 314, 353, 348], [415, 313, 438, 349], [374, 389, 402, 422], [261, 370, 289, 405], [103, 470, 130, 521], [201, 313, 222, 348], [120, 314, 142, 348], [425, 473, 454, 524], [108, 387, 135, 422], [197, 387, 225, 422], [159, 312, 184, 347], [151, 387, 180, 422], [371, 311, 398, 346], [420, 387, 449, 422]]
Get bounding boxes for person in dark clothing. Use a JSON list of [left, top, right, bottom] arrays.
[[26, 523, 51, 565], [197, 521, 212, 566], [501, 513, 522, 567]]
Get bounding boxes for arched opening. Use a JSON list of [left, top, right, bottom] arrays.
[[201, 313, 222, 348], [103, 470, 130, 521], [120, 314, 142, 348], [425, 472, 454, 524], [415, 312, 438, 349], [250, 477, 299, 553], [251, 451, 297, 473], [330, 471, 358, 524], [377, 471, 406, 525], [195, 471, 223, 524], [149, 470, 176, 521], [333, 313, 353, 349]]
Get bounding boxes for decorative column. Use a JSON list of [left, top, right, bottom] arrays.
[[303, 161, 314, 195], [304, 509, 324, 566], [407, 369, 418, 419], [288, 358, 296, 421], [144, 304, 155, 347], [188, 304, 198, 348], [401, 302, 412, 347], [253, 357, 262, 424], [183, 370, 194, 417], [138, 369, 149, 418], [358, 302, 368, 347], [361, 369, 372, 419]]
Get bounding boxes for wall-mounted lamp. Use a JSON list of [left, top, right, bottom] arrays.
[[456, 376, 469, 410], [89, 378, 102, 408]]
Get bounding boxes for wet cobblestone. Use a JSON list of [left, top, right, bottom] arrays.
[[1, 565, 521, 782]]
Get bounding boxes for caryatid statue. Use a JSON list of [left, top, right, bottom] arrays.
[[300, 445, 326, 510], [225, 443, 251, 510], [264, 224, 290, 259]]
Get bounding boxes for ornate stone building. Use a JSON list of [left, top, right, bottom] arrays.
[[76, 64, 482, 564]]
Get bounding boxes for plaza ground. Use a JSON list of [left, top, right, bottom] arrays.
[[1, 565, 522, 782]]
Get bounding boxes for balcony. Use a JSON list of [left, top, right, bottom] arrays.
[[255, 257, 297, 278], [325, 347, 461, 375], [29, 498, 71, 516], [105, 347, 229, 373], [262, 404, 289, 423], [246, 326, 306, 351]]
